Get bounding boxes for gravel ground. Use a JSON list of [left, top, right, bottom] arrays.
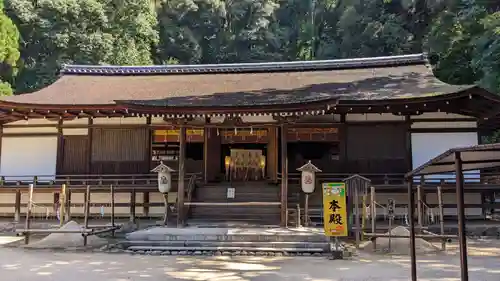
[[1, 240, 500, 281]]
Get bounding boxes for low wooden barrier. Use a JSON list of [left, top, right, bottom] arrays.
[[16, 184, 120, 245]]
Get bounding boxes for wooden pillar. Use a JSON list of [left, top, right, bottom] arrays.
[[204, 126, 221, 183], [143, 191, 150, 217], [86, 118, 93, 174], [339, 114, 347, 173], [267, 127, 278, 182], [145, 116, 152, 172], [130, 189, 136, 223], [177, 126, 186, 226], [455, 152, 469, 281], [56, 119, 64, 174], [65, 189, 72, 222], [14, 189, 21, 222], [0, 125, 3, 170], [405, 115, 413, 171], [407, 180, 417, 281], [280, 124, 288, 227], [204, 126, 209, 184]]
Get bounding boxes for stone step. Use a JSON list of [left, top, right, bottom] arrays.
[[193, 195, 280, 201], [190, 206, 279, 212], [126, 245, 326, 253], [126, 228, 329, 243], [122, 240, 329, 249]]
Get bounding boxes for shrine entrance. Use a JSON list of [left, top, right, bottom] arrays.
[[220, 128, 269, 182], [222, 144, 267, 181]]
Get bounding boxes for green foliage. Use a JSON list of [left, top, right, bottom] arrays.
[[0, 80, 13, 96], [0, 0, 20, 95], [426, 0, 500, 92], [6, 0, 158, 93], [0, 0, 498, 94]]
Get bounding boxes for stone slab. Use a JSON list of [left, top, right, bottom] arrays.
[[126, 227, 329, 242]]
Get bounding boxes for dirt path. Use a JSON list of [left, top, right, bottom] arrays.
[[1, 239, 499, 281]]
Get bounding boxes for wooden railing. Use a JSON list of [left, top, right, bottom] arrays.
[[0, 172, 203, 187], [278, 171, 500, 188], [183, 174, 198, 224]]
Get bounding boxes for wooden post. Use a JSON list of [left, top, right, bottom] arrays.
[[177, 126, 186, 227], [65, 189, 71, 222], [130, 189, 136, 223], [59, 184, 67, 227], [407, 180, 417, 281], [83, 185, 91, 246], [24, 184, 34, 244], [361, 192, 367, 241], [56, 119, 64, 174], [455, 152, 469, 281], [304, 194, 309, 227], [296, 203, 301, 228], [110, 185, 115, 237], [417, 184, 423, 228], [354, 183, 360, 248], [437, 185, 446, 251], [280, 124, 288, 227], [143, 191, 150, 217], [14, 189, 21, 222], [86, 118, 93, 174], [163, 193, 169, 226], [370, 186, 376, 251]]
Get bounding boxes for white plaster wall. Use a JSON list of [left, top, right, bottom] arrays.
[[296, 114, 341, 123], [411, 113, 472, 119], [346, 113, 405, 122], [411, 121, 477, 129], [411, 132, 479, 182], [93, 117, 147, 125], [63, 128, 88, 135], [0, 137, 58, 181], [6, 119, 57, 126], [3, 127, 57, 134], [63, 118, 89, 125]]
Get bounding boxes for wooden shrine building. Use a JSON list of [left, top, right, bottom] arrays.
[[0, 53, 500, 226]]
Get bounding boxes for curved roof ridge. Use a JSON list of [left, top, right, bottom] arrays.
[[62, 53, 426, 75]]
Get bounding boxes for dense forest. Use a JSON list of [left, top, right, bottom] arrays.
[[0, 0, 498, 96]]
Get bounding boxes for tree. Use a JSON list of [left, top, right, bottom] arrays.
[[426, 0, 500, 92], [6, 0, 158, 93], [155, 0, 281, 64], [0, 0, 20, 95]]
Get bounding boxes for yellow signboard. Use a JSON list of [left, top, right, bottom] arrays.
[[322, 182, 348, 237]]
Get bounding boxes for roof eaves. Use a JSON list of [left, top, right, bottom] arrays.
[[405, 143, 500, 178], [61, 54, 427, 76]]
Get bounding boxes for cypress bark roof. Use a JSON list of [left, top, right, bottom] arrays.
[[1, 54, 473, 107]]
